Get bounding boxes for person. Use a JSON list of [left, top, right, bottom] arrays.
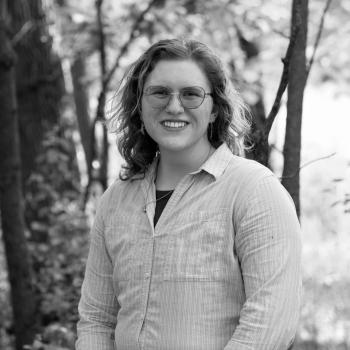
[[76, 38, 302, 350]]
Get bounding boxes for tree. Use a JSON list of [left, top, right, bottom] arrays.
[[8, 0, 65, 185], [84, 0, 159, 202], [71, 53, 92, 172], [56, 0, 92, 174], [281, 0, 309, 217], [0, 2, 38, 349]]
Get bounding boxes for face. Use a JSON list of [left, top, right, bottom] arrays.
[[141, 59, 215, 156]]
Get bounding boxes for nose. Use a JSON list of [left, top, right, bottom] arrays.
[[165, 93, 184, 114]]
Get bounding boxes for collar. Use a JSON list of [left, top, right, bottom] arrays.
[[132, 143, 234, 183], [190, 143, 234, 180]]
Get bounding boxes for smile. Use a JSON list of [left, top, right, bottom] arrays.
[[161, 121, 188, 129]]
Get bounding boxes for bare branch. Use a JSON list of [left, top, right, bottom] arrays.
[[279, 152, 336, 180], [271, 28, 289, 39], [264, 1, 302, 136], [84, 0, 107, 205], [331, 200, 342, 208], [84, 0, 158, 203], [152, 11, 174, 32], [96, 0, 107, 78], [96, 0, 108, 191], [95, 0, 107, 120], [299, 152, 336, 171], [11, 21, 33, 46], [103, 0, 159, 88], [306, 0, 333, 81]]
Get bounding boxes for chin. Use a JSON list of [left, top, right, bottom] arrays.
[[157, 140, 191, 153]]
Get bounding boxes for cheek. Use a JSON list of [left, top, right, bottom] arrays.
[[141, 106, 152, 124], [202, 99, 214, 114], [141, 103, 162, 123], [140, 99, 147, 120], [200, 105, 214, 123]]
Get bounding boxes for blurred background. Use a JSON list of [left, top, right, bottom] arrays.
[[0, 0, 349, 349]]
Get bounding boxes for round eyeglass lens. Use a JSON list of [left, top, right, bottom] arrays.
[[144, 86, 170, 108], [180, 87, 205, 108]]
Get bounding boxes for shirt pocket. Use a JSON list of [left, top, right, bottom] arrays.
[[162, 209, 233, 281]]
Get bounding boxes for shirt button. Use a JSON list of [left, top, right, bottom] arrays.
[[144, 272, 150, 279]]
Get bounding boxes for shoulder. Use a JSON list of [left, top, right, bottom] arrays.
[[99, 178, 124, 203], [95, 178, 139, 218], [209, 144, 273, 187], [224, 157, 296, 220], [224, 155, 276, 191]]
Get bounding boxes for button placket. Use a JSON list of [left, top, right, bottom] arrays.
[[138, 237, 155, 348], [143, 238, 154, 306]]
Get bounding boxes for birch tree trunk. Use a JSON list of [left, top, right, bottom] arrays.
[[281, 0, 309, 218]]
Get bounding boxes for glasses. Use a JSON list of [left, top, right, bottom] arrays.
[[143, 86, 213, 109]]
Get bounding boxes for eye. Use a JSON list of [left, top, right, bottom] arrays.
[[181, 87, 204, 99], [145, 86, 169, 99]]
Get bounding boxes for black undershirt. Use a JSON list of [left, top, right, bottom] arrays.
[[154, 190, 174, 226]]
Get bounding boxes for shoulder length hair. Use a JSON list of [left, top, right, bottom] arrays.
[[108, 38, 251, 181]]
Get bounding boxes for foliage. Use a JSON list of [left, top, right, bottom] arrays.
[[26, 126, 89, 325], [14, 125, 89, 350], [0, 124, 89, 349], [25, 324, 75, 350]]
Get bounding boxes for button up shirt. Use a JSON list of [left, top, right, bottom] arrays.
[[76, 143, 302, 350]]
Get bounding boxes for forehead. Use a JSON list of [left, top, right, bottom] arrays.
[[144, 59, 210, 89]]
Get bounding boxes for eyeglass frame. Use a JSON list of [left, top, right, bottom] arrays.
[[143, 85, 213, 110]]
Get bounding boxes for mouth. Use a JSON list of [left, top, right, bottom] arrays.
[[160, 120, 189, 129]]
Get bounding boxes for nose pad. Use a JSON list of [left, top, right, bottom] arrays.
[[165, 93, 184, 113]]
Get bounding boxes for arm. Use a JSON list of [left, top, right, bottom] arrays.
[[76, 201, 119, 350], [225, 175, 302, 350]]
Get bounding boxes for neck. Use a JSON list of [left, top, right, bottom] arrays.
[[156, 143, 213, 190]]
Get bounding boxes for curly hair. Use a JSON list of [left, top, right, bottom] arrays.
[[108, 38, 251, 181]]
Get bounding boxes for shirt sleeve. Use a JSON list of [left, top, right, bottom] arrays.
[[76, 199, 119, 350], [224, 174, 302, 350]]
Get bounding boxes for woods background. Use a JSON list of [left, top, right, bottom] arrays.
[[0, 0, 349, 349]]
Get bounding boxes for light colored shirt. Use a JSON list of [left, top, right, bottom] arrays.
[[76, 143, 302, 350]]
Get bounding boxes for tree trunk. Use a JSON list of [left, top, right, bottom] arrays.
[[96, 0, 109, 190], [71, 54, 91, 170], [9, 0, 81, 220], [0, 14, 38, 350], [9, 0, 65, 185], [281, 0, 308, 217]]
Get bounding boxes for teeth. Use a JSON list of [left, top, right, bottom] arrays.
[[163, 121, 187, 128]]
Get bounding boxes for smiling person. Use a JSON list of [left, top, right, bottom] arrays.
[[76, 39, 302, 350]]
